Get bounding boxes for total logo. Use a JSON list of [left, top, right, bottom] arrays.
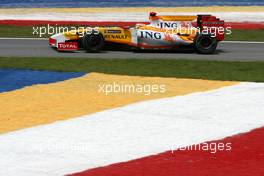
[[58, 42, 78, 50]]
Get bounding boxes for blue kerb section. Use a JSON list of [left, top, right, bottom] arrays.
[[0, 69, 85, 93]]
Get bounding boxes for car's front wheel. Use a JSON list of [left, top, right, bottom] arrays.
[[194, 34, 217, 54], [82, 33, 105, 52]]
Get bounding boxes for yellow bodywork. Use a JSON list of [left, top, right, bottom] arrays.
[[63, 26, 132, 44], [137, 25, 197, 42], [99, 27, 132, 44], [61, 14, 199, 47], [150, 15, 197, 21], [62, 24, 198, 46]]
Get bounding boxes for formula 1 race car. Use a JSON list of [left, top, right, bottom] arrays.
[[49, 12, 225, 54]]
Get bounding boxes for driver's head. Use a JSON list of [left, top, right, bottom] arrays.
[[149, 12, 158, 21], [149, 12, 157, 17]]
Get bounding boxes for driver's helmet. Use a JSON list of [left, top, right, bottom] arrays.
[[149, 12, 158, 21]]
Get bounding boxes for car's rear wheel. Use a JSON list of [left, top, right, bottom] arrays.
[[194, 34, 217, 54], [82, 33, 105, 52]]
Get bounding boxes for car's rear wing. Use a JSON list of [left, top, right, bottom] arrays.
[[197, 15, 225, 41], [148, 12, 225, 41]]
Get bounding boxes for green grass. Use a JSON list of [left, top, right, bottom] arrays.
[[0, 25, 264, 41], [225, 29, 264, 41], [0, 25, 48, 38], [0, 57, 264, 82]]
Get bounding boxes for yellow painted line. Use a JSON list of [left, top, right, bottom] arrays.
[[1, 6, 264, 14], [0, 73, 238, 134]]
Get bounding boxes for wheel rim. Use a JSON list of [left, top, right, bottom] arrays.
[[88, 35, 101, 47], [200, 37, 213, 49]]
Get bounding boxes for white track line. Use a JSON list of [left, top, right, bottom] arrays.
[[0, 82, 264, 176], [1, 12, 264, 22]]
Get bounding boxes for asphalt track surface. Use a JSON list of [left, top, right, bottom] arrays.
[[0, 38, 263, 61]]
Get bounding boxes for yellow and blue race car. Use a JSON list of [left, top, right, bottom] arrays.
[[49, 12, 225, 54]]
